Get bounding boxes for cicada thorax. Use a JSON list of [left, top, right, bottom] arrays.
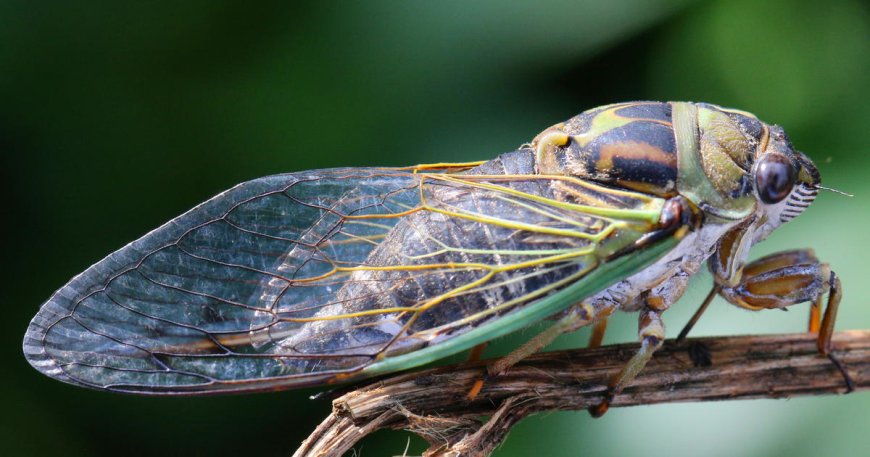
[[533, 102, 680, 197], [533, 101, 774, 218]]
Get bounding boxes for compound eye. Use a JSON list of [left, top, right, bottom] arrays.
[[755, 154, 797, 204]]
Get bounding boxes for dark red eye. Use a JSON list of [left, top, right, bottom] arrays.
[[755, 154, 797, 204]]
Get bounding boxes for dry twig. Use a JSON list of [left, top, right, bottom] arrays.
[[294, 331, 870, 457]]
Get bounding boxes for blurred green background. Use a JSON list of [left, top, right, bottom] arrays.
[[2, 1, 868, 456]]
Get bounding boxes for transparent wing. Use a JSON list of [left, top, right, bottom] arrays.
[[23, 151, 667, 394]]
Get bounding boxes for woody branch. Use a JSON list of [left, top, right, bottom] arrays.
[[294, 331, 870, 457]]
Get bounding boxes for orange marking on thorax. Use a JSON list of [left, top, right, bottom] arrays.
[[596, 142, 677, 171]]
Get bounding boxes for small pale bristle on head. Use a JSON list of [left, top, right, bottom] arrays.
[[816, 185, 854, 197]]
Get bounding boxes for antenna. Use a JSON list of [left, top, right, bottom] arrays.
[[816, 185, 854, 197]]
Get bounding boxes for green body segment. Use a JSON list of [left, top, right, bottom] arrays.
[[672, 102, 756, 220]]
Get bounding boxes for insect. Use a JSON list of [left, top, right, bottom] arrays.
[[24, 101, 849, 414]]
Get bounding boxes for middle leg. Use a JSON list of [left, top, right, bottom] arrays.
[[590, 305, 665, 417]]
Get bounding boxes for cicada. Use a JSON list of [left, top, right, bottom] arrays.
[[24, 101, 847, 413]]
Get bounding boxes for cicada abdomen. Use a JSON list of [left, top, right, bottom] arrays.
[[277, 151, 662, 374]]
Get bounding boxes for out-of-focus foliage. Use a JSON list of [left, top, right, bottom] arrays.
[[2, 1, 867, 456]]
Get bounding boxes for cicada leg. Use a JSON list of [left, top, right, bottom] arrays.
[[487, 304, 599, 377], [467, 342, 489, 362], [679, 250, 831, 341], [698, 249, 853, 392], [588, 315, 610, 349], [590, 265, 695, 416], [720, 250, 847, 347], [675, 285, 720, 343], [590, 305, 666, 417], [467, 305, 600, 401], [808, 288, 823, 333], [466, 342, 490, 400], [714, 250, 829, 345]]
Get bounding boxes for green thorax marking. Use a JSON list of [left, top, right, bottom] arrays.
[[672, 102, 755, 220], [572, 103, 646, 148], [542, 102, 678, 197]]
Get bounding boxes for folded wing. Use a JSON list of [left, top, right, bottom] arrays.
[[24, 151, 666, 394]]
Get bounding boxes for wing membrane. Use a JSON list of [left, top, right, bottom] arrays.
[[24, 151, 667, 394]]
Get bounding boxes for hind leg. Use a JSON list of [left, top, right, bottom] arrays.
[[487, 303, 604, 376], [465, 303, 603, 401]]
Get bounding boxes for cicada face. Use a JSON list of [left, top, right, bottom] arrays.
[[748, 130, 821, 242], [689, 103, 822, 241]]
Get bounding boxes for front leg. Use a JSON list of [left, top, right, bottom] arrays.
[[682, 225, 847, 360], [683, 249, 853, 391], [718, 249, 844, 356]]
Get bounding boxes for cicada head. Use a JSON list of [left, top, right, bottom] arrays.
[[749, 125, 821, 242], [690, 104, 821, 240]]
